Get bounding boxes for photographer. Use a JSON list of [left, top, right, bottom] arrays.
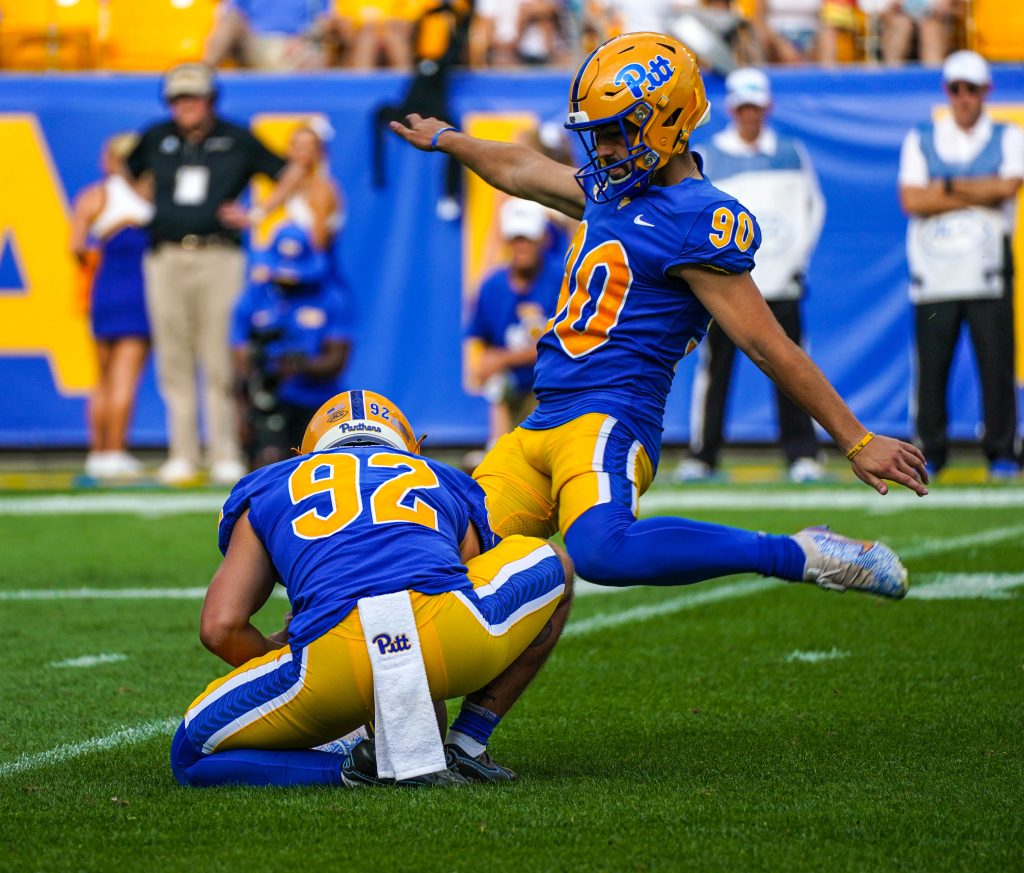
[[231, 223, 352, 469]]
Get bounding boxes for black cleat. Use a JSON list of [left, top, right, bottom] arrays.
[[340, 738, 468, 788], [444, 743, 517, 783]]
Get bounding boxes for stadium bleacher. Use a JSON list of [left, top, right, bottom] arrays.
[[0, 0, 1020, 71]]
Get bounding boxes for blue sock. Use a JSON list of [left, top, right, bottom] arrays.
[[449, 701, 501, 750], [565, 502, 807, 587], [170, 720, 345, 788]]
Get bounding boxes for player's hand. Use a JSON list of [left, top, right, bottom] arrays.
[[389, 113, 456, 152], [850, 435, 929, 496]]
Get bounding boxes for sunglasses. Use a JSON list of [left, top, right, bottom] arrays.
[[947, 82, 984, 96]]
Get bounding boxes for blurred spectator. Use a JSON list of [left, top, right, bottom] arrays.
[[204, 0, 336, 70], [69, 133, 153, 481], [340, 0, 424, 69], [585, 0, 755, 71], [672, 1, 761, 72], [588, 0, 688, 34], [463, 199, 563, 469], [676, 69, 826, 483], [470, 0, 569, 67], [751, 0, 823, 63], [232, 223, 351, 469], [898, 51, 1023, 480], [125, 62, 304, 486], [282, 120, 346, 253], [857, 0, 959, 66]]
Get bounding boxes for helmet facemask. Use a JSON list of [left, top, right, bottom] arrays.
[[566, 102, 660, 203]]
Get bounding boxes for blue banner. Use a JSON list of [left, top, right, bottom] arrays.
[[0, 65, 1022, 451]]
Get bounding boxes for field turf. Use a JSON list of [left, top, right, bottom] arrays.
[[1, 481, 1021, 872]]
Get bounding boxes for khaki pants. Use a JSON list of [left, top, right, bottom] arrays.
[[144, 244, 246, 467]]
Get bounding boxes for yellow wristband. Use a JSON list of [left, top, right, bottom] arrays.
[[846, 432, 876, 461]]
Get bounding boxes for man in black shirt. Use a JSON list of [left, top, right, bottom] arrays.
[[126, 62, 302, 485]]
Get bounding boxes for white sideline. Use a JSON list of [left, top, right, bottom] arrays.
[[1, 486, 1023, 517]]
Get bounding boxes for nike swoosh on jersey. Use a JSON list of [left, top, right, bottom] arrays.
[[633, 215, 655, 227]]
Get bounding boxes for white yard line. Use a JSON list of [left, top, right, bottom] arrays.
[[640, 488, 1024, 514], [908, 573, 1024, 600], [5, 564, 1021, 776], [564, 578, 777, 638], [4, 522, 1020, 603], [47, 653, 128, 669], [0, 494, 226, 517], [0, 718, 179, 778], [0, 579, 778, 777], [1, 487, 1022, 517], [0, 587, 288, 601], [785, 648, 850, 663], [893, 523, 1024, 560]]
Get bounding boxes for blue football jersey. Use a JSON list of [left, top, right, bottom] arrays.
[[218, 446, 497, 649], [526, 170, 761, 465]]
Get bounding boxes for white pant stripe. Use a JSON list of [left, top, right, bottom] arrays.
[[473, 544, 557, 598], [202, 647, 310, 754], [453, 584, 565, 637], [626, 440, 641, 515], [184, 650, 294, 727], [592, 416, 618, 505]]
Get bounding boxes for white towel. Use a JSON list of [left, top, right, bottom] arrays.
[[357, 590, 446, 780]]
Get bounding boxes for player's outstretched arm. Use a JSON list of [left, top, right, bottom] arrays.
[[200, 510, 286, 667], [677, 265, 929, 497], [389, 113, 586, 220]]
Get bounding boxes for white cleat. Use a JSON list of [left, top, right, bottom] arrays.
[[209, 459, 248, 486], [789, 457, 826, 483], [157, 457, 199, 486], [105, 451, 143, 478], [792, 525, 909, 599], [672, 459, 716, 484]]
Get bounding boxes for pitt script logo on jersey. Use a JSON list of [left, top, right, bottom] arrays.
[[614, 56, 675, 100], [372, 632, 412, 655]]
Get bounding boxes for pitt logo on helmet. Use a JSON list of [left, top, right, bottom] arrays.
[[613, 55, 676, 100], [300, 389, 422, 455], [565, 32, 711, 203]]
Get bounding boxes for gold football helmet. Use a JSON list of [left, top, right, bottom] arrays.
[[565, 32, 711, 202], [300, 389, 421, 455]]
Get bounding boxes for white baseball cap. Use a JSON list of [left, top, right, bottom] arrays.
[[163, 63, 216, 100], [725, 67, 771, 109], [499, 198, 547, 241], [942, 50, 991, 87]]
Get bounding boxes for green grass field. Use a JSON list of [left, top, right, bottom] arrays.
[[1, 481, 1022, 872]]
